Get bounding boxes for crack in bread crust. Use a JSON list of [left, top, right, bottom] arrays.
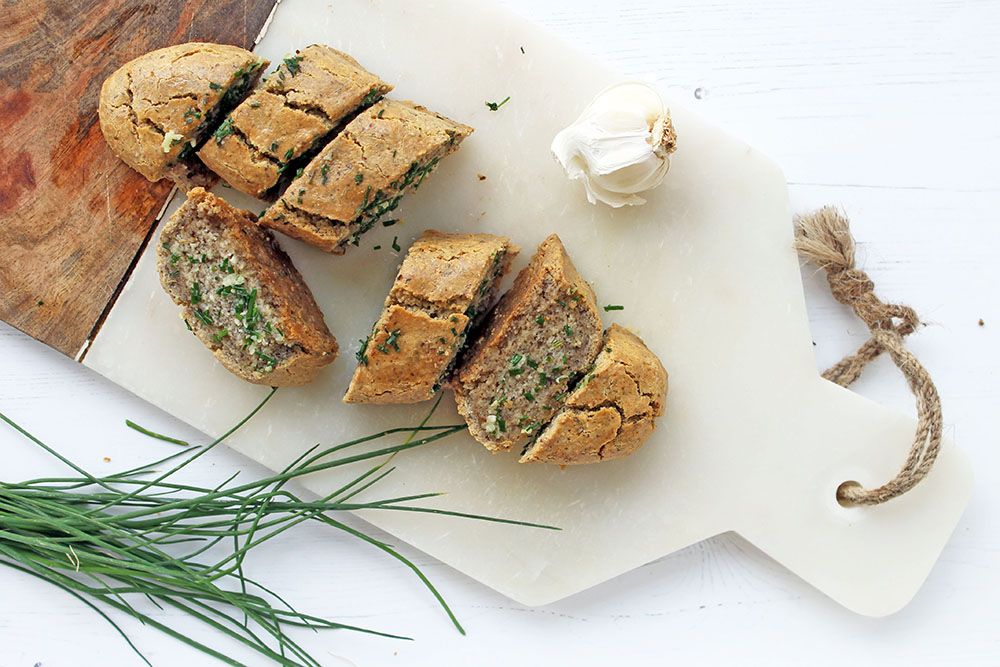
[[519, 324, 668, 465]]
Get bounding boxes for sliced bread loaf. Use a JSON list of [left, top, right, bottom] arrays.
[[157, 188, 338, 386], [258, 99, 473, 253], [454, 234, 603, 452], [100, 43, 267, 187], [344, 230, 517, 404], [519, 324, 668, 465], [198, 45, 392, 198]]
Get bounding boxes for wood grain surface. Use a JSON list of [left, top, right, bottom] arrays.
[[0, 0, 275, 358]]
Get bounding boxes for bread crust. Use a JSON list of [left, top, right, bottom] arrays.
[[198, 45, 392, 198], [99, 43, 266, 185], [344, 231, 516, 404], [520, 324, 668, 465], [454, 234, 603, 452], [259, 99, 473, 252], [157, 188, 337, 386]]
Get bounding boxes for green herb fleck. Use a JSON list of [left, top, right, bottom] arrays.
[[355, 336, 370, 365], [190, 282, 202, 305], [523, 391, 535, 402], [386, 329, 401, 352], [563, 325, 574, 336], [208, 82, 222, 91], [282, 54, 304, 75], [212, 117, 235, 145], [485, 96, 511, 111], [354, 172, 364, 185], [535, 315, 545, 325], [193, 309, 213, 325], [362, 86, 383, 107], [604, 304, 625, 312], [255, 351, 277, 369], [391, 236, 401, 252], [212, 329, 229, 343]]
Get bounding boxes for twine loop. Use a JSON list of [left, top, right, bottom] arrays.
[[795, 206, 943, 506]]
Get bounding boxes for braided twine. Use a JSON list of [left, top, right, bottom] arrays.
[[794, 206, 942, 506]]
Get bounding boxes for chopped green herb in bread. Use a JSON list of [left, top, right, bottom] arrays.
[[520, 324, 668, 465], [345, 230, 517, 404], [157, 188, 337, 386], [99, 43, 267, 187], [198, 45, 392, 198], [454, 234, 603, 452], [258, 99, 473, 253]]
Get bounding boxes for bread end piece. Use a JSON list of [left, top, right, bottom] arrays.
[[519, 324, 668, 465], [157, 188, 337, 387], [99, 43, 266, 186]]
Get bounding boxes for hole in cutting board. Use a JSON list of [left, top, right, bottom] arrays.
[[836, 480, 863, 508]]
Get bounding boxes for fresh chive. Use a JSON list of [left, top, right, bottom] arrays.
[[0, 391, 559, 666], [485, 96, 511, 111], [535, 315, 545, 325], [391, 236, 401, 252], [193, 309, 213, 325], [604, 304, 624, 311], [125, 419, 192, 447]]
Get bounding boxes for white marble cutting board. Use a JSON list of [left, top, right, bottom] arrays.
[[84, 0, 972, 615]]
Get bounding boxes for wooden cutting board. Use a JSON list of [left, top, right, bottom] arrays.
[[0, 0, 276, 359], [2, 0, 973, 616]]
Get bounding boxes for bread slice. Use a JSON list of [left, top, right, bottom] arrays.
[[344, 231, 517, 404], [157, 188, 338, 386], [198, 45, 392, 198], [519, 325, 668, 465], [454, 234, 603, 452], [258, 99, 473, 253], [100, 43, 267, 187]]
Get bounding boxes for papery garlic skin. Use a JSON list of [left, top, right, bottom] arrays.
[[551, 82, 677, 208]]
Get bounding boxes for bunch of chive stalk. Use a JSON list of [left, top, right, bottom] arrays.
[[0, 391, 554, 666]]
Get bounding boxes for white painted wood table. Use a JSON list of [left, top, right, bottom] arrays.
[[1, 0, 997, 664]]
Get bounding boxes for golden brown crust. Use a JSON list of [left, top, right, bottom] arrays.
[[198, 45, 392, 198], [258, 99, 474, 252], [99, 43, 266, 185], [454, 234, 604, 452], [157, 188, 337, 387], [520, 324, 668, 465], [344, 231, 516, 404], [388, 230, 518, 313], [345, 305, 468, 404]]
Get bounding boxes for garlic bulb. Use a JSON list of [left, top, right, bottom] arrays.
[[551, 81, 677, 208]]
